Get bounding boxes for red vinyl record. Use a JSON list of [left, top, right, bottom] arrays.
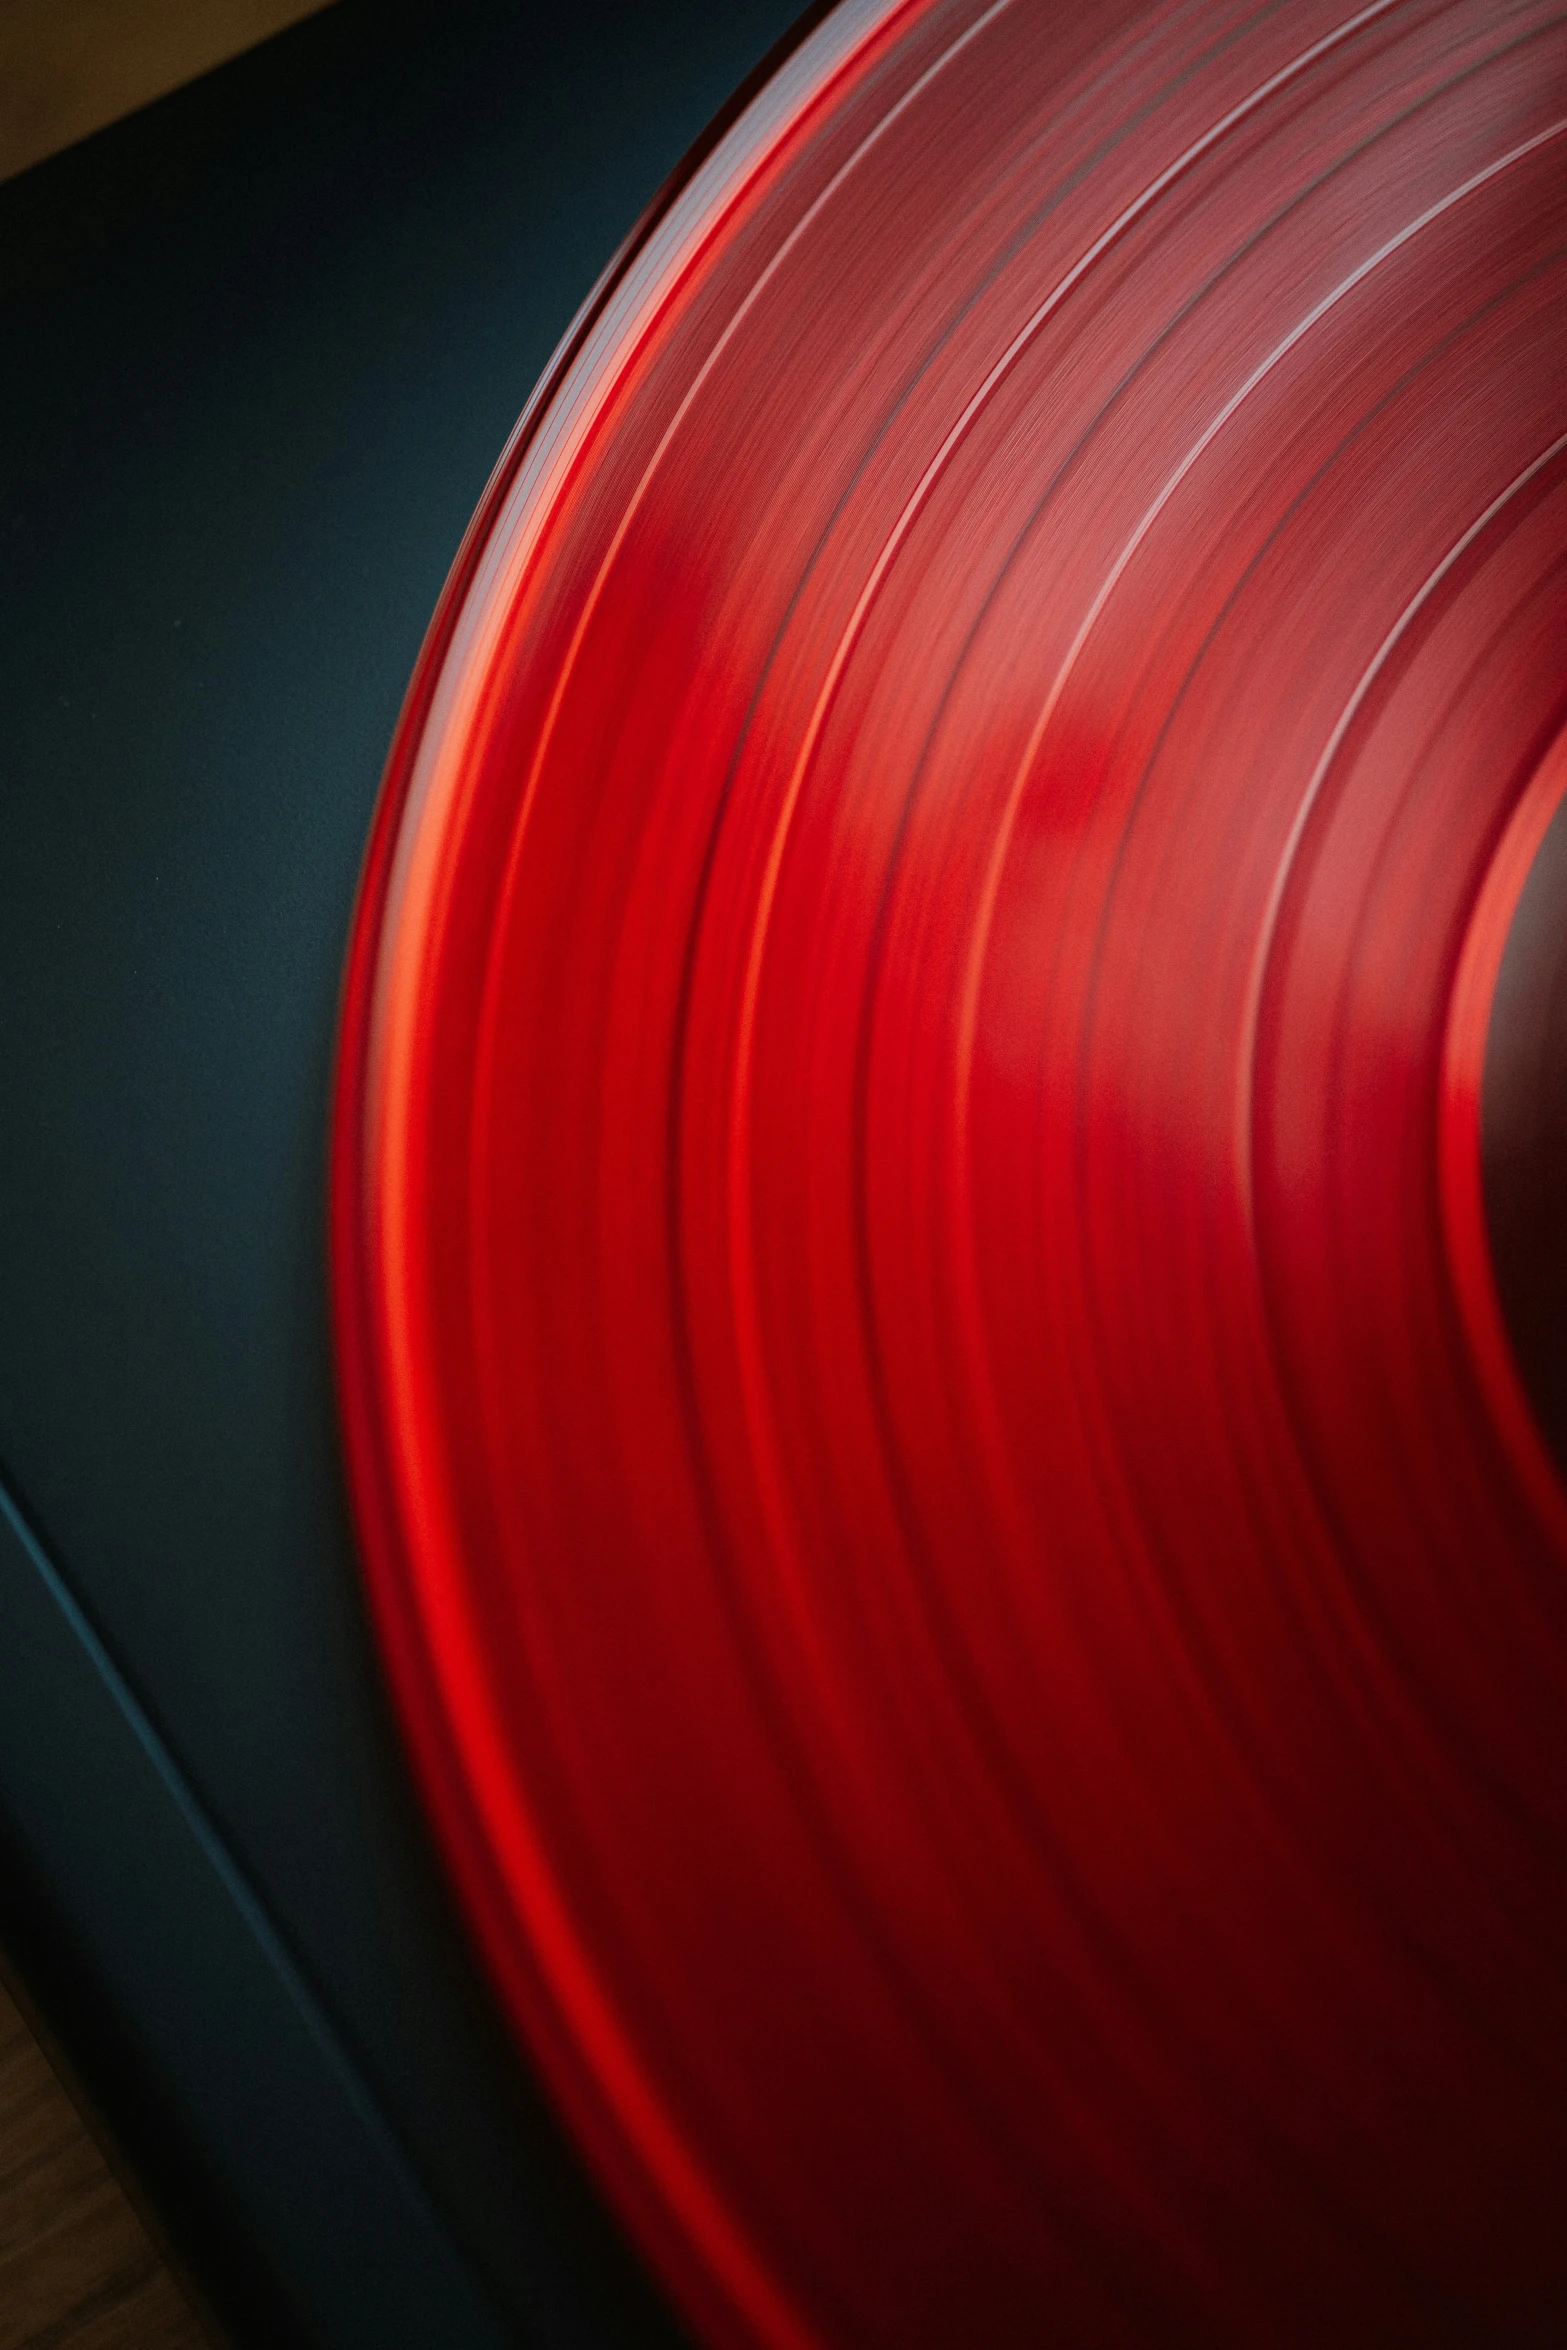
[[331, 1, 1567, 2341]]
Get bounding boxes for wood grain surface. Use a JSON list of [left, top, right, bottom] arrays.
[[0, 1976, 211, 2350], [0, 0, 335, 183]]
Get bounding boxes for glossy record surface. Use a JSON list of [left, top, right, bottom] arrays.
[[333, 0, 1567, 2340]]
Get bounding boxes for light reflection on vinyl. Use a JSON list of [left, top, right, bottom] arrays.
[[331, 0, 1567, 2340]]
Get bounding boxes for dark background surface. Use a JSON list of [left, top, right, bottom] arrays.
[[0, 2, 799, 2340]]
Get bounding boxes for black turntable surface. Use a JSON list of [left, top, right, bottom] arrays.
[[0, 4, 800, 2341]]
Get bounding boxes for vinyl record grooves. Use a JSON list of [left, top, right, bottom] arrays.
[[331, 2, 1567, 2342]]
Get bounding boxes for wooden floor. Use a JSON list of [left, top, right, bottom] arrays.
[[0, 0, 335, 183], [0, 1978, 211, 2350]]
